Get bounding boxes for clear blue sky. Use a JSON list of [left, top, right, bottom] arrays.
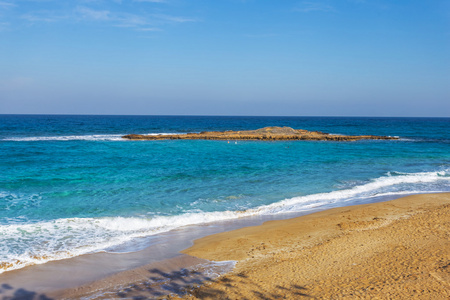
[[1, 0, 449, 116]]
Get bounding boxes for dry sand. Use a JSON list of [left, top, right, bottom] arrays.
[[178, 193, 450, 299]]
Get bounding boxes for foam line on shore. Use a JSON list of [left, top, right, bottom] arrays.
[[0, 169, 449, 274]]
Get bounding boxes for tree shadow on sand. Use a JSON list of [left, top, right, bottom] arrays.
[[114, 267, 216, 299], [190, 275, 313, 300], [114, 267, 313, 299], [0, 283, 53, 300]]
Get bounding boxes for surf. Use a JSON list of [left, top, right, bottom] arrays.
[[1, 169, 448, 274]]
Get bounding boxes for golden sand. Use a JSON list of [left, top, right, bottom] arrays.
[[178, 193, 450, 299]]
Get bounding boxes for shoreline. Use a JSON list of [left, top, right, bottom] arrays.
[[179, 192, 450, 299], [1, 192, 449, 299]]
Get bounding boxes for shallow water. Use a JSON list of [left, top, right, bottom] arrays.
[[1, 115, 449, 273]]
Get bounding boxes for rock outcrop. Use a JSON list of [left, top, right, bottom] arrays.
[[122, 126, 398, 141]]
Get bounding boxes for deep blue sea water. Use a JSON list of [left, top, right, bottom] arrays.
[[1, 115, 449, 273]]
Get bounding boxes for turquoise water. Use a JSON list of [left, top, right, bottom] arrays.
[[1, 115, 449, 272]]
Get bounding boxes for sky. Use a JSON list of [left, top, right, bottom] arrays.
[[0, 0, 449, 117]]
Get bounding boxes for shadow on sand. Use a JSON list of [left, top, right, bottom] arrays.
[[0, 283, 53, 300], [1, 267, 313, 299], [113, 267, 313, 299], [112, 267, 214, 299]]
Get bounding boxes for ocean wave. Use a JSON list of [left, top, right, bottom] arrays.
[[258, 169, 450, 214], [398, 137, 450, 143], [1, 133, 183, 142], [2, 134, 125, 142], [0, 169, 449, 274]]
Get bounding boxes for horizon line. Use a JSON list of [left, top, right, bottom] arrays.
[[0, 114, 449, 119]]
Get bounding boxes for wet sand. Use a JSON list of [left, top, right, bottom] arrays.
[[179, 193, 450, 299]]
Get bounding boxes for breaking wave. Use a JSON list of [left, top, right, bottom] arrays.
[[2, 133, 183, 142], [1, 169, 449, 274]]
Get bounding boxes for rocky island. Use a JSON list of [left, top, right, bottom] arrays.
[[122, 126, 398, 141]]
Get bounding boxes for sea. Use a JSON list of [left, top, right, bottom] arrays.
[[1, 115, 449, 275]]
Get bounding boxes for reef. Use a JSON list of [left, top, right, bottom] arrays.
[[122, 126, 398, 141]]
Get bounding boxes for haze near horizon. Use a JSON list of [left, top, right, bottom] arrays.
[[1, 0, 449, 117]]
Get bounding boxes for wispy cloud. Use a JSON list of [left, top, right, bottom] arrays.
[[0, 21, 9, 31], [134, 0, 167, 3], [0, 1, 15, 8], [21, 11, 69, 23], [244, 33, 278, 38], [114, 14, 148, 28], [137, 27, 162, 32], [10, 1, 196, 33], [347, 0, 367, 3], [294, 2, 335, 13], [153, 14, 197, 23], [76, 6, 111, 21], [75, 6, 156, 30], [77, 0, 105, 3]]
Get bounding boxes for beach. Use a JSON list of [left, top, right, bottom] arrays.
[[1, 193, 449, 299], [177, 193, 450, 299]]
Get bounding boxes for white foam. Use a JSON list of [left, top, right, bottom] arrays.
[[145, 133, 186, 136], [2, 133, 185, 142], [0, 169, 449, 274], [256, 169, 449, 214], [0, 212, 246, 273], [3, 134, 125, 142]]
